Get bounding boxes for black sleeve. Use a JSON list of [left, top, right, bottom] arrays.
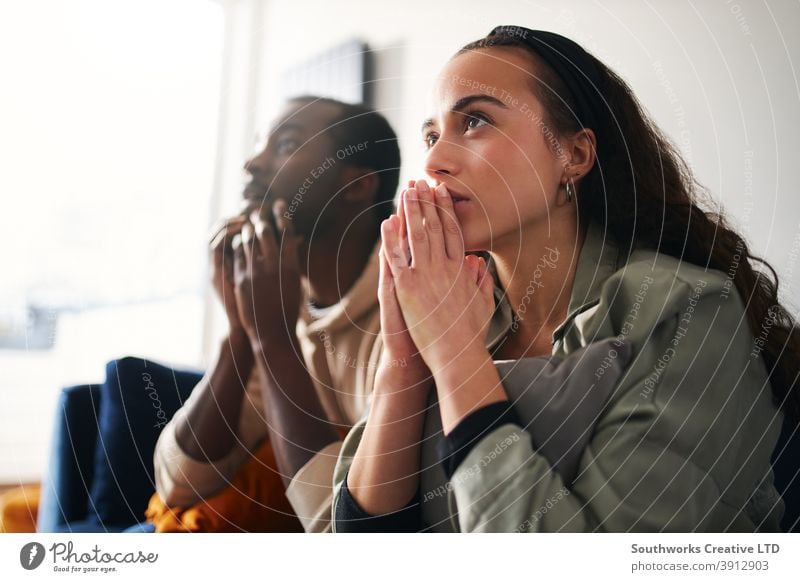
[[435, 401, 522, 480], [334, 472, 423, 532]]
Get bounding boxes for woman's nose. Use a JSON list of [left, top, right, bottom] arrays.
[[424, 138, 460, 180]]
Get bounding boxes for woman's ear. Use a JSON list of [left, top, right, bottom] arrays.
[[563, 128, 596, 184], [339, 165, 378, 204]]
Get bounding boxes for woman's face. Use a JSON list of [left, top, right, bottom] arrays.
[[423, 47, 567, 251]]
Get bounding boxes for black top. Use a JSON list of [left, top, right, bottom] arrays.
[[334, 401, 522, 532]]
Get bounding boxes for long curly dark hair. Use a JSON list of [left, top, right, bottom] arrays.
[[460, 32, 800, 424]]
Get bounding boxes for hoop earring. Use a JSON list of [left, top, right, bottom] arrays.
[[565, 177, 576, 203]]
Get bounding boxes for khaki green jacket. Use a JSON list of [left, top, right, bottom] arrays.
[[332, 221, 784, 532]]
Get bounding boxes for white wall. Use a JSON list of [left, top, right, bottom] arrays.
[[216, 0, 800, 331]]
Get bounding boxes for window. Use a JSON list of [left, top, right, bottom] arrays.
[[0, 0, 224, 482]]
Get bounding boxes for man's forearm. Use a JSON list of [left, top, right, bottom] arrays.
[[253, 336, 339, 488], [174, 331, 254, 461]]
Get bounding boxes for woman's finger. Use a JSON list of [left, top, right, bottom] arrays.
[[478, 257, 495, 301], [395, 190, 410, 265], [403, 188, 429, 268], [378, 234, 410, 346], [464, 254, 481, 284], [416, 180, 445, 259], [434, 183, 464, 260], [378, 236, 395, 305], [382, 215, 407, 278]]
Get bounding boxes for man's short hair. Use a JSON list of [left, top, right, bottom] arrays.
[[289, 96, 401, 223]]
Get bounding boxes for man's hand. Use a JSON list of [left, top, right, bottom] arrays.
[[209, 215, 248, 337], [232, 199, 304, 350]]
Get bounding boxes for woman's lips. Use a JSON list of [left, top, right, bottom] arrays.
[[443, 187, 470, 204], [448, 192, 471, 213]]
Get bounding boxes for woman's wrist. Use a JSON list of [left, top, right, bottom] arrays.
[[425, 337, 488, 384], [349, 371, 429, 516], [373, 358, 432, 399], [429, 342, 508, 435], [419, 326, 488, 370]]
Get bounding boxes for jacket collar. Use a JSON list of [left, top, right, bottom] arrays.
[[551, 220, 622, 344]]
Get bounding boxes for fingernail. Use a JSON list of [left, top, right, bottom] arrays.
[[417, 180, 429, 194], [408, 188, 418, 200], [435, 184, 449, 197]]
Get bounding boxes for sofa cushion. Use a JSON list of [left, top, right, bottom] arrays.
[[87, 357, 202, 527]]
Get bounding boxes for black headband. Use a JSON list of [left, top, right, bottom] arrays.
[[487, 26, 603, 132]]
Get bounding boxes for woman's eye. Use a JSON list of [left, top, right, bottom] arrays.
[[424, 133, 439, 150], [465, 114, 489, 131]]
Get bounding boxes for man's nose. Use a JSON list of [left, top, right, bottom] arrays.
[[243, 147, 271, 177]]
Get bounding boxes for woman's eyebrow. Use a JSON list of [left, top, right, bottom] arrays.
[[451, 94, 509, 114], [421, 94, 510, 134]]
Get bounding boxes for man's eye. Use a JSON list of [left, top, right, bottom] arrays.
[[276, 138, 299, 155], [424, 132, 439, 150]]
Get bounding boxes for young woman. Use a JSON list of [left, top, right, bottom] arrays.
[[331, 26, 799, 532]]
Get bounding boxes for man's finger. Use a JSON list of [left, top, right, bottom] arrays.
[[273, 200, 302, 271], [273, 199, 302, 247], [209, 215, 247, 247], [232, 233, 246, 283], [251, 208, 277, 261], [241, 222, 256, 268]]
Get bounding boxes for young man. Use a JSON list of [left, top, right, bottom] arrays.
[[153, 96, 401, 532]]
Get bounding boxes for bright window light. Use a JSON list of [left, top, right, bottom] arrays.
[[0, 0, 224, 482]]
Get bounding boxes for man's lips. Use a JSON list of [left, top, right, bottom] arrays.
[[243, 180, 269, 199]]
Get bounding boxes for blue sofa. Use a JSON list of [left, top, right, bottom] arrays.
[[37, 357, 203, 532]]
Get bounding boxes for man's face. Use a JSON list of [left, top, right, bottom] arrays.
[[242, 100, 344, 237]]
